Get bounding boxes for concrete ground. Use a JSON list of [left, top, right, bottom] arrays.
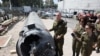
[[0, 16, 100, 56]]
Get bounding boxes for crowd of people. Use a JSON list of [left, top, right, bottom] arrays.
[[49, 11, 100, 56], [72, 11, 100, 56]]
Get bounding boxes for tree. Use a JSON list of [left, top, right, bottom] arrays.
[[11, 0, 19, 6], [18, 0, 43, 7], [2, 0, 43, 7], [0, 3, 2, 7], [2, 0, 19, 7], [53, 4, 58, 8], [2, 0, 8, 2], [2, 1, 9, 7], [45, 0, 54, 7]]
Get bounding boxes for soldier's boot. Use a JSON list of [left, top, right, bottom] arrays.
[[72, 45, 76, 56], [55, 51, 59, 56], [72, 51, 75, 56], [96, 40, 100, 53], [96, 48, 100, 53], [76, 50, 80, 56], [59, 52, 63, 56], [76, 52, 80, 56], [72, 47, 76, 56], [72, 39, 76, 56]]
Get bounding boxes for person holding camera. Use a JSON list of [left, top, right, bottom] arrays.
[[71, 19, 85, 56]]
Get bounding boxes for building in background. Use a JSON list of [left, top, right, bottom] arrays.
[[57, 0, 100, 12]]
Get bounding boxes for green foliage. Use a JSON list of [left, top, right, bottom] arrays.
[[44, 0, 57, 8], [2, 0, 9, 2], [2, 0, 19, 7], [53, 4, 58, 8], [45, 0, 54, 7], [18, 0, 43, 7], [2, 1, 9, 7], [2, 0, 43, 7]]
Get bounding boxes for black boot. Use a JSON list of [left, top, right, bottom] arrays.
[[72, 52, 75, 56], [96, 48, 100, 53], [76, 53, 79, 56]]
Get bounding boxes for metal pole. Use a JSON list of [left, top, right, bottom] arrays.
[[63, 0, 65, 10], [9, 0, 12, 10], [40, 0, 41, 10], [63, 0, 67, 22], [50, 0, 53, 19]]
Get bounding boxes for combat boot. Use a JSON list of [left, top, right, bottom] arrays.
[[96, 48, 100, 53]]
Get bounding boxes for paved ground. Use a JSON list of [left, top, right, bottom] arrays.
[[0, 16, 25, 56], [0, 16, 100, 56]]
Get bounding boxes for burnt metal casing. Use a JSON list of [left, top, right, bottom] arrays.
[[16, 12, 55, 56]]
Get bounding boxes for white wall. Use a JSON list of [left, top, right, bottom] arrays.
[[57, 0, 100, 11]]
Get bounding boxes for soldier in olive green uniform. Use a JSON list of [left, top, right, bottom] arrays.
[[96, 35, 100, 53], [72, 20, 84, 56], [49, 12, 67, 56], [76, 23, 97, 56], [95, 17, 100, 53]]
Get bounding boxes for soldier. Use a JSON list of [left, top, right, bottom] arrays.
[[77, 12, 88, 27], [95, 13, 100, 53], [71, 20, 85, 56], [80, 23, 97, 56], [49, 12, 67, 56]]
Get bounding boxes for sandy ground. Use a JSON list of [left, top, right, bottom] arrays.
[[0, 16, 100, 56]]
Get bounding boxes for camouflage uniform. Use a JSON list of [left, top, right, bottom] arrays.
[[95, 23, 100, 53], [72, 23, 84, 56], [49, 19, 67, 56], [81, 32, 97, 56]]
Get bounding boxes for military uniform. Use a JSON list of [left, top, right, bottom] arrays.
[[49, 19, 67, 56], [95, 23, 100, 53], [81, 32, 97, 56], [72, 23, 84, 56]]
